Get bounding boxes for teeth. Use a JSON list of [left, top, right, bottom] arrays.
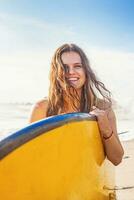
[[68, 78, 78, 81]]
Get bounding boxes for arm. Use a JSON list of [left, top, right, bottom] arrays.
[[29, 99, 48, 123], [90, 106, 124, 166]]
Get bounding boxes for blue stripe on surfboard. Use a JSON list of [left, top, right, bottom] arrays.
[[0, 112, 96, 159], [1, 112, 95, 142]]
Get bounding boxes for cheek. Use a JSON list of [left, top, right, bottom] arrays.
[[81, 71, 86, 82]]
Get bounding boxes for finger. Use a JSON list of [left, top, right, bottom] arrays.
[[104, 107, 112, 114], [90, 109, 105, 115], [92, 106, 97, 110], [90, 110, 101, 116], [90, 111, 98, 116]]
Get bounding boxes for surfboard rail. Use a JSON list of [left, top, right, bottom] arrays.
[[0, 113, 96, 160]]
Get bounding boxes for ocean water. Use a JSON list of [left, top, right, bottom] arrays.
[[0, 102, 134, 142], [0, 103, 31, 140]]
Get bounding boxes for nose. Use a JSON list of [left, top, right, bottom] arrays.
[[67, 66, 75, 74]]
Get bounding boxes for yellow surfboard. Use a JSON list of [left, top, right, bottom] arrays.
[[0, 113, 115, 200]]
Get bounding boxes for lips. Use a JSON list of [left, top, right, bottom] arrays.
[[67, 77, 79, 85]]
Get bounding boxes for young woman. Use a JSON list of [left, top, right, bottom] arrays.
[[29, 43, 124, 166]]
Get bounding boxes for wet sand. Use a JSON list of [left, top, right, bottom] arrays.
[[115, 139, 134, 200]]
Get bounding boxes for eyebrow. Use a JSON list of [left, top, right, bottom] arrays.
[[64, 63, 82, 66], [73, 63, 82, 65]]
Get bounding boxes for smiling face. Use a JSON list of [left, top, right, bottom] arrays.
[[61, 51, 86, 94]]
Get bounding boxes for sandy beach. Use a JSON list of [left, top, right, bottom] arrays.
[[115, 139, 134, 200]]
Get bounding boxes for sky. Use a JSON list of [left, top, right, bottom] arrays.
[[0, 0, 134, 106]]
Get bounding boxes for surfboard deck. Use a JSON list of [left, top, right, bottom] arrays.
[[0, 113, 116, 200]]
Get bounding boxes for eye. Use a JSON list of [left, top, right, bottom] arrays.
[[75, 65, 82, 68]]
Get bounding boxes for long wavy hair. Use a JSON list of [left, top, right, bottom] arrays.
[[46, 43, 111, 117]]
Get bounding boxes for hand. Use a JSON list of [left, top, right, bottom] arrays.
[[90, 106, 113, 138]]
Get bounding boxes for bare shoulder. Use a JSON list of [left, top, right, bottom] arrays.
[[29, 98, 48, 123], [96, 98, 116, 120], [96, 98, 112, 110], [34, 98, 48, 109]]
